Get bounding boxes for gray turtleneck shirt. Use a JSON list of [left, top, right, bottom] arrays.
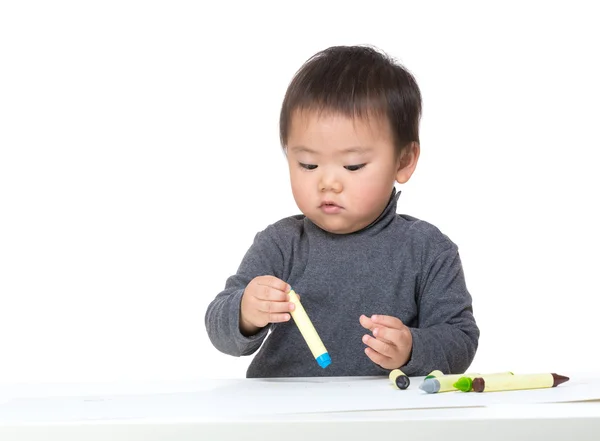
[[205, 190, 479, 378]]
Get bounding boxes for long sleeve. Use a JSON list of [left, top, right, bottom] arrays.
[[401, 241, 480, 376], [204, 226, 286, 357]]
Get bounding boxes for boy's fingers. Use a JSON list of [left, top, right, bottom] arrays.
[[257, 285, 290, 302], [359, 314, 375, 331], [372, 326, 401, 345], [362, 334, 394, 357], [257, 276, 291, 293], [269, 313, 291, 323], [371, 314, 405, 329], [258, 300, 295, 314], [364, 347, 391, 368]]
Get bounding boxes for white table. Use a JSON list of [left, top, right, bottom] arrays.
[[1, 376, 599, 441]]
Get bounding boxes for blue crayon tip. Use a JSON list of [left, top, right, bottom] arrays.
[[316, 353, 331, 368]]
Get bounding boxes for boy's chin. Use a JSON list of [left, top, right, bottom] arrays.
[[309, 216, 367, 235]]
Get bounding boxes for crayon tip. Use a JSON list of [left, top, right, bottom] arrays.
[[424, 369, 444, 379], [471, 377, 485, 392], [453, 377, 473, 392], [395, 375, 410, 390], [419, 378, 440, 394], [389, 369, 410, 390], [552, 373, 570, 387]]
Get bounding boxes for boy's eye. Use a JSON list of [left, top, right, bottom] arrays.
[[344, 164, 366, 171], [299, 162, 318, 170]]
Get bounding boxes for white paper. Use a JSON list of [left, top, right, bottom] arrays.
[[1, 375, 599, 424]]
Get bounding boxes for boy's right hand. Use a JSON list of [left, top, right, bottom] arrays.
[[239, 276, 295, 336]]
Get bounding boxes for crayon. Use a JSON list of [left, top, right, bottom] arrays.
[[472, 373, 569, 393], [389, 369, 410, 390], [454, 372, 514, 392], [288, 289, 331, 368], [424, 370, 444, 379], [419, 372, 480, 393]]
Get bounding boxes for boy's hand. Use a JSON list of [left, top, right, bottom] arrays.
[[359, 314, 413, 369], [240, 276, 295, 336]]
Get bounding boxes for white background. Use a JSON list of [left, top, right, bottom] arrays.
[[1, 1, 598, 384]]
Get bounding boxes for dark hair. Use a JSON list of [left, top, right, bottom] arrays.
[[279, 45, 422, 155]]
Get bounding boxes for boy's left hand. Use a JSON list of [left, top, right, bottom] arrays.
[[359, 314, 413, 369]]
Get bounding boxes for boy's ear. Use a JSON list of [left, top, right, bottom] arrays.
[[395, 142, 420, 184]]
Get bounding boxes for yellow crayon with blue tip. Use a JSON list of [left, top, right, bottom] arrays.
[[288, 289, 331, 368]]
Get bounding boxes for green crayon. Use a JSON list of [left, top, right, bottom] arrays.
[[420, 372, 480, 393], [454, 372, 514, 392], [424, 369, 444, 380]]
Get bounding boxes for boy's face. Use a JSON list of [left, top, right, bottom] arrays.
[[286, 110, 406, 234]]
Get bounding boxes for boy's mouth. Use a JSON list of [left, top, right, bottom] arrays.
[[319, 201, 342, 208], [319, 201, 343, 213]]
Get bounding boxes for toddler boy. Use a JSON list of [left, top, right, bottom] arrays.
[[205, 45, 479, 378]]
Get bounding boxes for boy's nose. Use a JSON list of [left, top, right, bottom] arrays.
[[319, 178, 342, 193]]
